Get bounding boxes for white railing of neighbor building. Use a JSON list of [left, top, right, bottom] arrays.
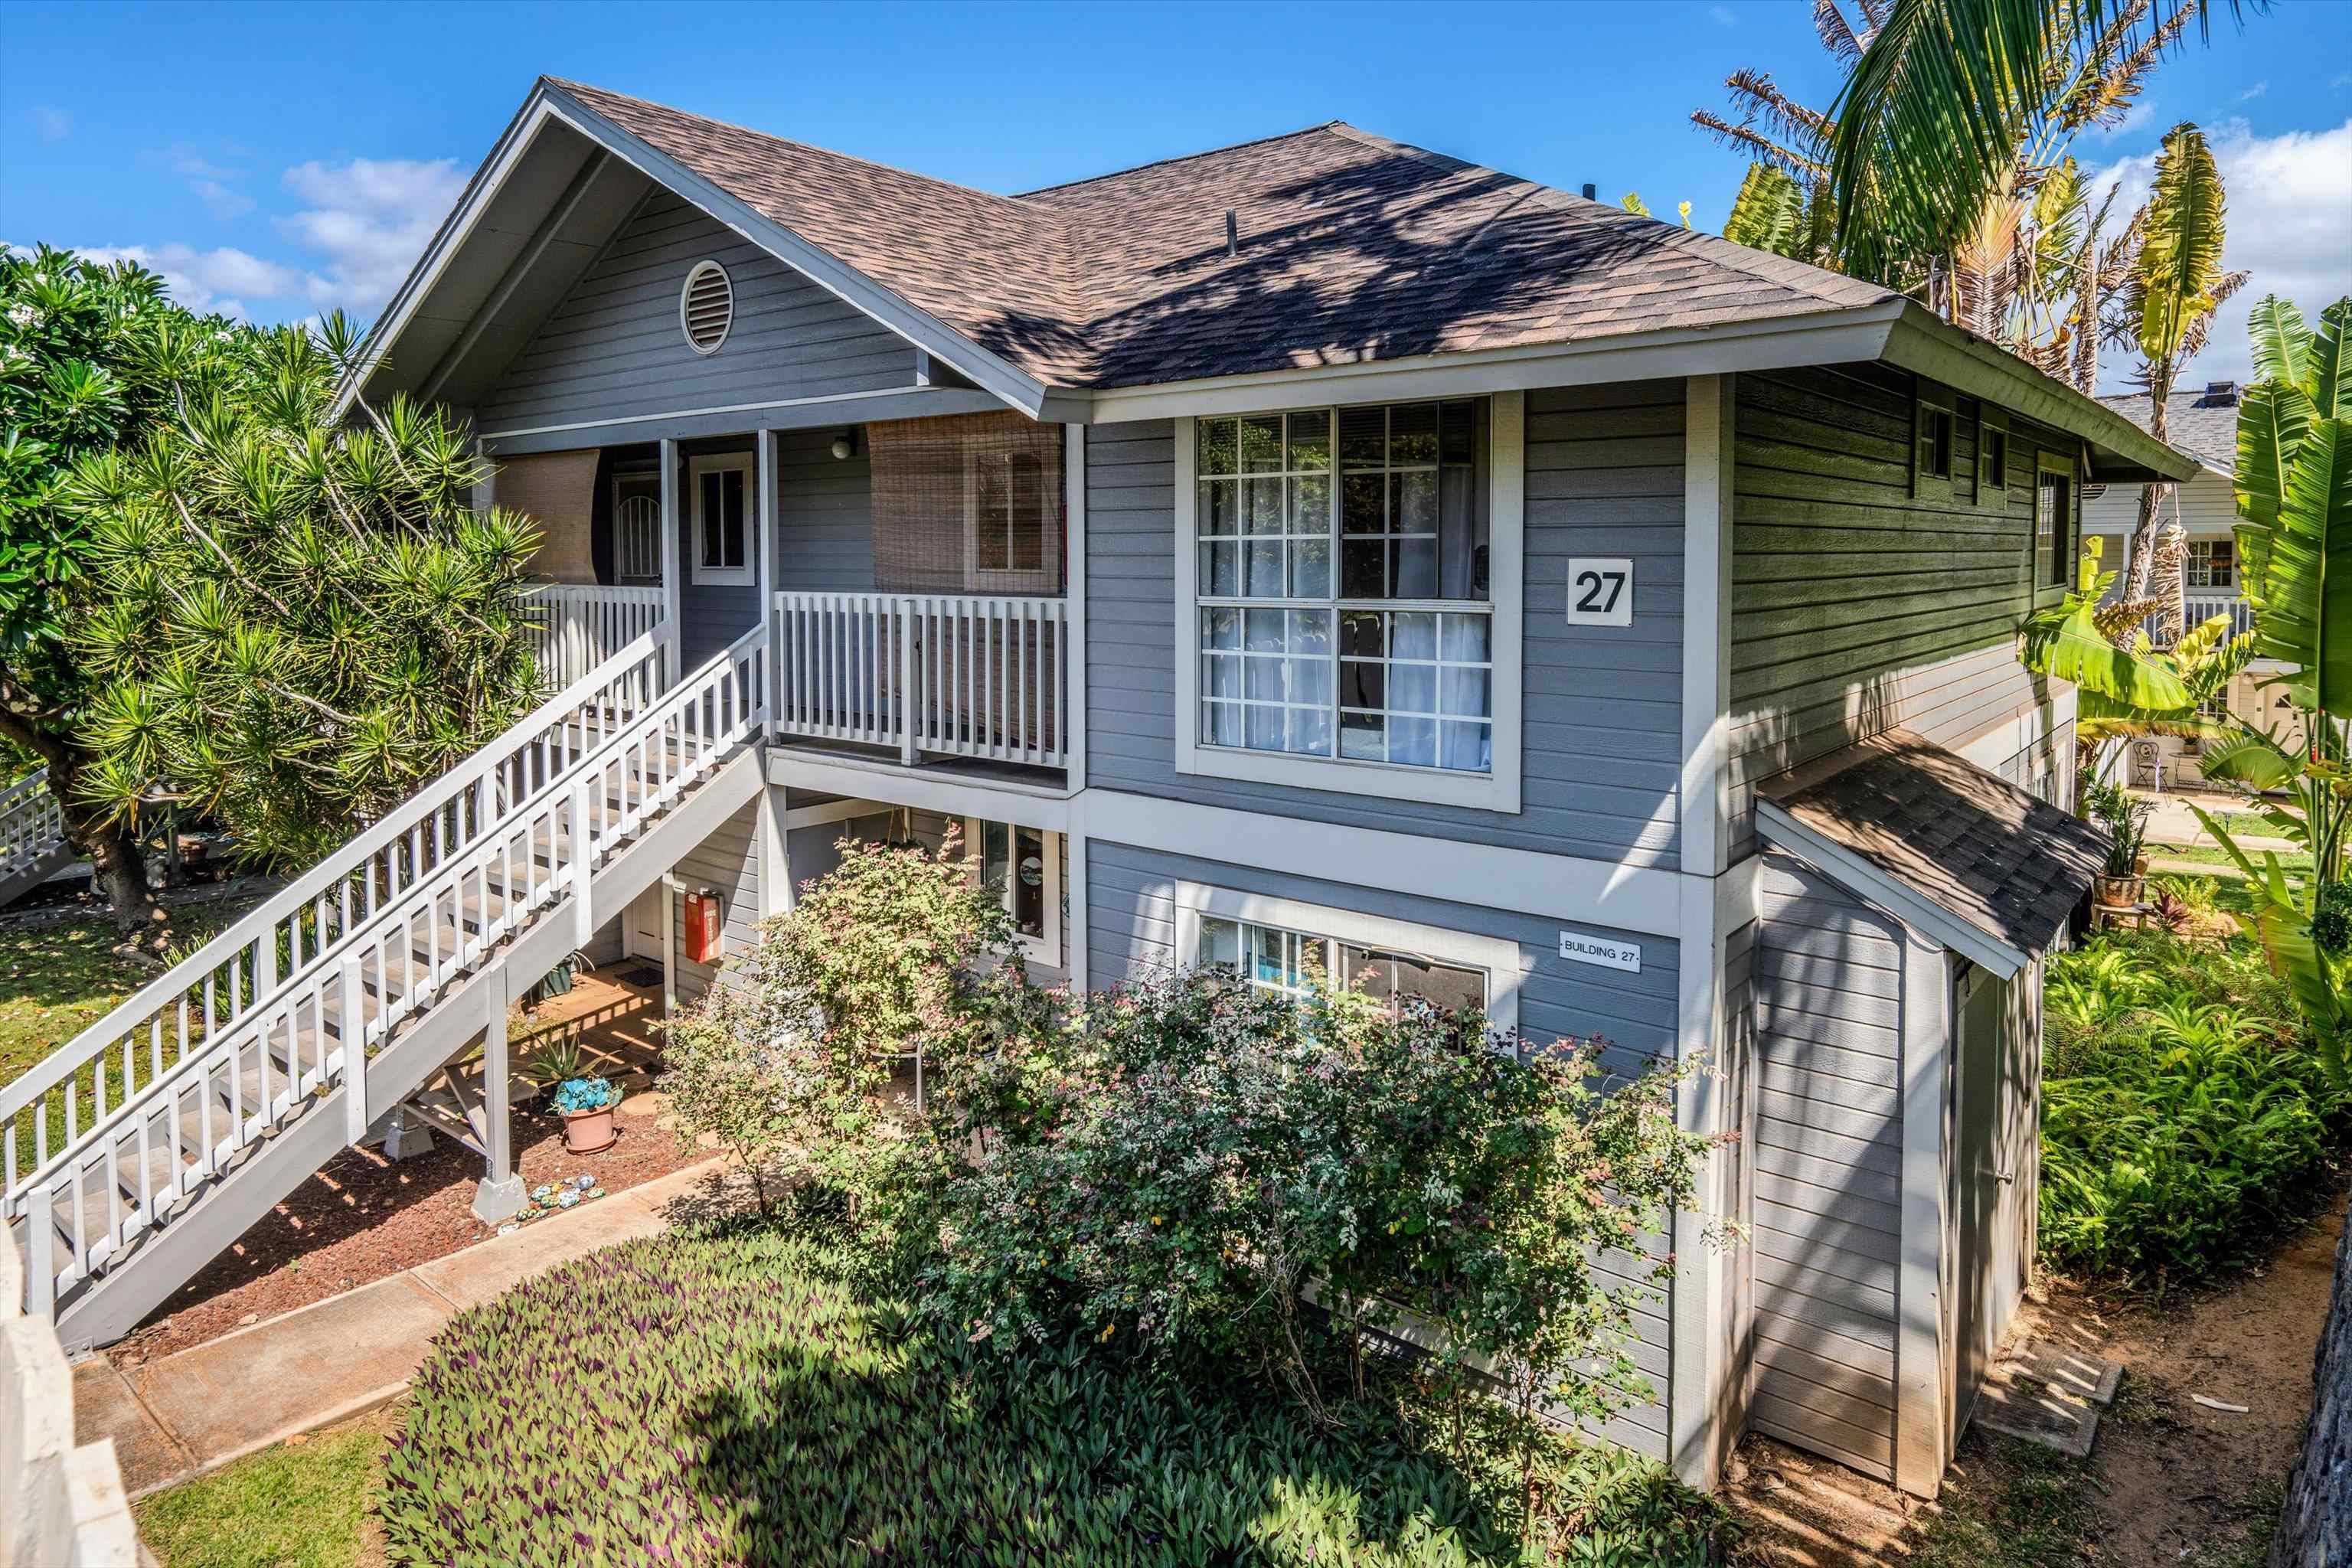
[[773, 592, 1067, 769], [0, 769, 65, 885], [523, 584, 667, 690], [2138, 594, 2257, 647]]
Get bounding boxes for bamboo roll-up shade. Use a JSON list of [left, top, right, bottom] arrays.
[[867, 413, 1063, 596], [496, 449, 602, 583]]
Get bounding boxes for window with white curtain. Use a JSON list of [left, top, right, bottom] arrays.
[[1194, 401, 1492, 774]]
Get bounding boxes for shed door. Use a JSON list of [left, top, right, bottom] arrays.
[[1948, 962, 2015, 1439]]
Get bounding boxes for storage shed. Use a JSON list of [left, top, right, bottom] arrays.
[[1745, 728, 2107, 1495]]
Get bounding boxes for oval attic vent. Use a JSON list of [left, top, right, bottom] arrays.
[[680, 260, 733, 354]]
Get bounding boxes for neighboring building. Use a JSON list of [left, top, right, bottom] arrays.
[[2086, 383, 2290, 786], [0, 80, 2194, 1501]]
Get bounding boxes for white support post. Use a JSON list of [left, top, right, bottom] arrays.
[[660, 876, 678, 1019], [570, 778, 595, 949], [1063, 826, 1089, 996], [759, 783, 790, 920], [471, 965, 524, 1225], [25, 1184, 55, 1318], [897, 600, 919, 766], [1680, 374, 1736, 879], [757, 428, 780, 737], [1669, 870, 1730, 1491], [658, 437, 682, 685], [341, 953, 369, 1144], [1063, 423, 1088, 792], [1896, 934, 1954, 1498]]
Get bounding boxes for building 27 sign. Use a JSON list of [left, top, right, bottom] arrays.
[[1559, 929, 1641, 972]]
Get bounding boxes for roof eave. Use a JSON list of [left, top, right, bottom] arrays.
[[1882, 303, 2201, 483], [1756, 798, 2032, 978]]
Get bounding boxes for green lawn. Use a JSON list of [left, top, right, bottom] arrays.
[[0, 917, 172, 1093], [135, 1413, 387, 1568], [2145, 841, 2313, 877]]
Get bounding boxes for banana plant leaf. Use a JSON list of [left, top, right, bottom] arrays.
[[2251, 418, 2352, 714], [2023, 596, 2191, 710]]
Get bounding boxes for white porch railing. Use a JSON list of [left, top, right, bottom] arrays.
[[524, 584, 667, 690], [2, 768, 64, 884], [2139, 593, 2257, 647], [773, 592, 1067, 769]]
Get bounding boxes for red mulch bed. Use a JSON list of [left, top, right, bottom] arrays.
[[113, 1098, 702, 1364]]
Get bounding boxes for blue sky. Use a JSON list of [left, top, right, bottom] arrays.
[[6, 0, 2349, 386]]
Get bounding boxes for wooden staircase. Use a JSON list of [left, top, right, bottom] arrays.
[[3, 624, 769, 1350]]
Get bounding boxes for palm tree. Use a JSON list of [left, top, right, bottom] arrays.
[[1822, 0, 2247, 284], [1695, 0, 2191, 391], [2117, 124, 2248, 635]]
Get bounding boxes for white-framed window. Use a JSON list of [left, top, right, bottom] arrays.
[[688, 452, 752, 586], [2186, 538, 2235, 589], [1173, 392, 1524, 814], [1171, 881, 1521, 1035], [2035, 451, 2074, 593], [964, 817, 1060, 969], [612, 469, 662, 584], [1914, 381, 1956, 502], [963, 445, 1051, 590]]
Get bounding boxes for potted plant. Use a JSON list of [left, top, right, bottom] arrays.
[[524, 949, 591, 1009], [2084, 782, 2156, 907], [528, 1037, 622, 1155]]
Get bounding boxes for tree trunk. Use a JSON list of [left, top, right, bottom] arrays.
[[2269, 1208, 2352, 1568], [0, 707, 164, 942]]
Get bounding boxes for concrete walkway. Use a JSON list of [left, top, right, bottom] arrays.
[[70, 1157, 732, 1499]]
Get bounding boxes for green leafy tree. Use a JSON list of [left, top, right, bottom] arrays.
[[2119, 124, 2248, 628], [59, 315, 545, 871], [0, 245, 211, 936]]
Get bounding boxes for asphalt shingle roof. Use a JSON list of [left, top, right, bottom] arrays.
[[553, 80, 1894, 393], [1757, 727, 2109, 961], [2096, 386, 2244, 474]]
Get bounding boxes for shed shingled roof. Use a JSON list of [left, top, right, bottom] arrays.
[[552, 80, 1895, 393], [1756, 728, 2109, 962]]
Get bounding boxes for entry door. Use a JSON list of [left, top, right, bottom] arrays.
[[1948, 962, 2014, 1440]]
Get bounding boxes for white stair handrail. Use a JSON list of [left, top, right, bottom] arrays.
[[0, 629, 670, 1184], [6, 623, 768, 1308]]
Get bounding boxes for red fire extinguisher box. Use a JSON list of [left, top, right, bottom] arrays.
[[681, 890, 723, 965]]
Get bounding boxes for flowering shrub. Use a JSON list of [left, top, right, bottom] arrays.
[[920, 967, 1717, 1480], [662, 827, 1051, 1215]]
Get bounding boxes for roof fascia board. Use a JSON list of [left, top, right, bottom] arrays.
[[1755, 799, 2027, 978], [1080, 302, 1905, 423], [538, 87, 1050, 420], [1882, 304, 2200, 482], [479, 385, 1011, 455], [334, 88, 565, 420]]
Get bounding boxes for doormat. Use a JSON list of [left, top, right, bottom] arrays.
[[621, 968, 665, 988]]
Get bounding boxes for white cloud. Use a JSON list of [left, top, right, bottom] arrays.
[[2084, 117, 2352, 391], [2239, 81, 2269, 101], [194, 180, 253, 221], [274, 157, 466, 314], [30, 106, 70, 142], [1709, 4, 1737, 24], [70, 243, 302, 318]]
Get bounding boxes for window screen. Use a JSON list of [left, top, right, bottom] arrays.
[[867, 413, 1064, 595]]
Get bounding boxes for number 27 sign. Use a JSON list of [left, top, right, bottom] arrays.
[[1563, 558, 1633, 627]]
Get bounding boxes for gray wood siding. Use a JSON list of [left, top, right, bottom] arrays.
[[1728, 364, 2080, 853], [774, 428, 875, 590], [1086, 381, 1685, 866], [1749, 851, 1904, 1481], [479, 189, 918, 435], [1083, 838, 1678, 1459], [633, 799, 763, 1002]]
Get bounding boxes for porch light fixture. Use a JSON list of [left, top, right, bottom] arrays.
[[830, 432, 856, 461]]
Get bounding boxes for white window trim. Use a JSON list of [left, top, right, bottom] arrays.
[[2034, 447, 2076, 602], [961, 443, 1054, 592], [1171, 390, 1524, 814], [963, 816, 1062, 970], [688, 452, 754, 586], [1171, 880, 1522, 1036], [1913, 381, 1956, 503]]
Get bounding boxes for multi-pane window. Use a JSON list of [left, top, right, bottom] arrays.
[[2036, 469, 2072, 588], [1919, 407, 1954, 480], [1196, 401, 1491, 774], [690, 455, 750, 584], [966, 818, 1059, 966], [1979, 427, 2007, 505], [1197, 915, 1486, 1013], [2186, 539, 2235, 589]]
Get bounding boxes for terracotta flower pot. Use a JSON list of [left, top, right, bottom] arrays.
[[561, 1099, 619, 1155], [2095, 874, 2145, 908]]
